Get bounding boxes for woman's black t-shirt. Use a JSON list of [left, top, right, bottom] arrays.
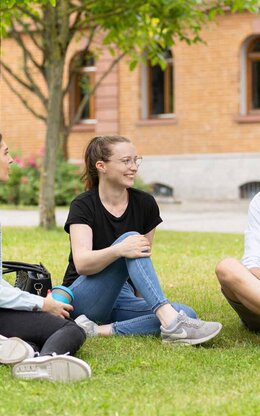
[[63, 187, 162, 286]]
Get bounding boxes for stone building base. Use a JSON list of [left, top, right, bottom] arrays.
[[138, 152, 260, 201]]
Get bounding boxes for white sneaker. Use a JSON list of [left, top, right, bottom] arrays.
[[0, 336, 35, 364], [12, 355, 92, 382]]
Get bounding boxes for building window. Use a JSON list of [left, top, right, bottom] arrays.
[[151, 182, 174, 198], [247, 38, 260, 113], [240, 182, 260, 199], [146, 49, 174, 119], [70, 53, 96, 124]]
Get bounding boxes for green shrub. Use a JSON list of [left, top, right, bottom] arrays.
[[55, 158, 84, 206], [134, 176, 152, 193], [0, 163, 23, 205], [0, 152, 84, 206], [19, 164, 40, 205]]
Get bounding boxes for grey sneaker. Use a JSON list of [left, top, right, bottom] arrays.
[[12, 355, 92, 382], [75, 315, 98, 336], [0, 336, 35, 364], [161, 310, 222, 345]]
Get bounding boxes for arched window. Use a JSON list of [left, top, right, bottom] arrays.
[[70, 52, 96, 124], [247, 38, 260, 113], [239, 182, 260, 199]]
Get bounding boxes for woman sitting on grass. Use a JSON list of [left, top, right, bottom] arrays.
[[0, 133, 91, 382], [62, 135, 222, 345]]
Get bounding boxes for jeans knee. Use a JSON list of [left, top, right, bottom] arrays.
[[122, 231, 140, 238], [113, 231, 140, 244]]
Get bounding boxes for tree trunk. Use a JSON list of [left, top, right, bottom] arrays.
[[39, 62, 64, 228], [39, 0, 69, 228], [59, 109, 69, 160]]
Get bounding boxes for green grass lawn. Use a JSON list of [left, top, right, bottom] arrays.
[[1, 228, 259, 416]]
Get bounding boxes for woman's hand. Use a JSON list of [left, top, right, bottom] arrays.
[[42, 293, 73, 319], [117, 234, 151, 258]]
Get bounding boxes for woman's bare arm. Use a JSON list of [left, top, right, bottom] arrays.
[[70, 224, 151, 276]]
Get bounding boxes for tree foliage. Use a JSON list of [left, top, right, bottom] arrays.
[[0, 0, 56, 35]]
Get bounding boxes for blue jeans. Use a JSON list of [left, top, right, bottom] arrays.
[[69, 232, 197, 336]]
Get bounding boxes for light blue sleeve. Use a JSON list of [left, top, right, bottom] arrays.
[[0, 224, 44, 311], [242, 192, 260, 269], [0, 278, 44, 311]]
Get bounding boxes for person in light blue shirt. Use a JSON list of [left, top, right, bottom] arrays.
[[0, 133, 91, 382], [216, 192, 260, 332]]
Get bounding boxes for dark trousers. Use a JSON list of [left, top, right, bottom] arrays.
[[0, 309, 86, 356], [222, 290, 260, 332]]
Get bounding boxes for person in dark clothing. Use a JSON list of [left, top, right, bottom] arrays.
[[0, 134, 91, 382]]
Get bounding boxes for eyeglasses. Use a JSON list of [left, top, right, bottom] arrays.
[[108, 156, 143, 168]]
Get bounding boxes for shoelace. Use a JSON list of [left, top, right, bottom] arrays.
[[179, 312, 202, 328], [51, 351, 70, 357]]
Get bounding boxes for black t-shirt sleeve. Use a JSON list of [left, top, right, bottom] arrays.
[[64, 197, 94, 234], [142, 193, 163, 234]]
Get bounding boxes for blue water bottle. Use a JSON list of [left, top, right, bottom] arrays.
[[51, 285, 74, 304]]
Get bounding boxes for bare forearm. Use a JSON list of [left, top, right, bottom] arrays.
[[74, 244, 121, 276], [72, 233, 151, 276]]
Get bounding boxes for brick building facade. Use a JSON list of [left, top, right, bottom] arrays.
[[1, 11, 260, 200]]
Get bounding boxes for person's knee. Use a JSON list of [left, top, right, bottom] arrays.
[[64, 319, 86, 342], [215, 257, 241, 286], [122, 231, 140, 238], [113, 231, 140, 244]]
